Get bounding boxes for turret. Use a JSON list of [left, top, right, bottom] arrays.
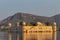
[[23, 22, 26, 26], [37, 22, 43, 26], [53, 22, 56, 32], [8, 23, 12, 28], [17, 22, 20, 27]]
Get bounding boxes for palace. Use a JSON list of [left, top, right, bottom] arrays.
[[8, 22, 56, 32]]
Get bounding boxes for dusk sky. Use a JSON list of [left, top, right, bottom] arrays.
[[0, 0, 60, 20]]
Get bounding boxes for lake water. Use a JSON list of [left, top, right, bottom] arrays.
[[0, 31, 59, 40]]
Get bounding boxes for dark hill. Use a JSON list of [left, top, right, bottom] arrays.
[[0, 12, 60, 27], [52, 14, 60, 27]]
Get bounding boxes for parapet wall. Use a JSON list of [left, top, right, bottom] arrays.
[[23, 25, 56, 32]]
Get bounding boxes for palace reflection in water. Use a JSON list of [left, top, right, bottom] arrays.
[[23, 32, 56, 40], [7, 32, 56, 40]]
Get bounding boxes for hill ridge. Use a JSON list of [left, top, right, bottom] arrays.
[[0, 12, 60, 27]]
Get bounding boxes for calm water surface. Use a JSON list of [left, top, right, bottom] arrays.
[[0, 31, 59, 40], [0, 32, 8, 40], [23, 32, 56, 40]]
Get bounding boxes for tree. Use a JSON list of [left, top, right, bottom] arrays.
[[19, 21, 23, 26], [30, 21, 37, 26], [45, 21, 50, 26]]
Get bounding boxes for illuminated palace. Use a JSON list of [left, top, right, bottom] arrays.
[[8, 22, 56, 32]]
